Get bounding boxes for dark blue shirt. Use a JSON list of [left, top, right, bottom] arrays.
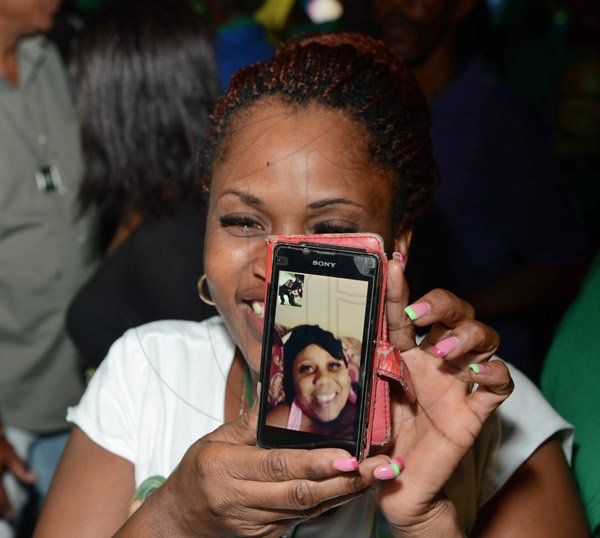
[[407, 55, 594, 379]]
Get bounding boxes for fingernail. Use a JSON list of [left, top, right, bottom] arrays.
[[333, 457, 359, 472], [392, 456, 404, 471], [392, 251, 406, 269], [432, 337, 458, 358], [256, 382, 261, 399], [404, 302, 429, 321], [469, 363, 489, 374], [374, 457, 404, 480]]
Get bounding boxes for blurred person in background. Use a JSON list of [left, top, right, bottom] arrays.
[[491, 0, 600, 244], [66, 0, 220, 368], [343, 0, 595, 381], [0, 0, 98, 535], [200, 0, 274, 90]]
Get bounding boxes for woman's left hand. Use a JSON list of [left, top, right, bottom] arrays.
[[372, 258, 514, 535]]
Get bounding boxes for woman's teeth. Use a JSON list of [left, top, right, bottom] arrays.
[[250, 301, 264, 318], [315, 392, 336, 403]]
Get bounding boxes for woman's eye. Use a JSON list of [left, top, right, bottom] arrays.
[[218, 215, 264, 236], [298, 364, 314, 374], [313, 222, 358, 234], [328, 361, 342, 371]]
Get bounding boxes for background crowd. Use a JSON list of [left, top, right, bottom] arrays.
[[0, 0, 597, 536]]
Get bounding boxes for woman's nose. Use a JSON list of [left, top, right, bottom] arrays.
[[251, 222, 305, 278], [249, 241, 267, 280], [313, 369, 330, 385], [272, 220, 306, 237]]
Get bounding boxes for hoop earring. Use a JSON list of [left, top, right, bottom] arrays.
[[198, 274, 216, 306]]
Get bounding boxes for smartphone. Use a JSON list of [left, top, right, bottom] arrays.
[[257, 237, 384, 460]]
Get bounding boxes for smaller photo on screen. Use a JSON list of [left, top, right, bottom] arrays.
[[278, 272, 304, 307]]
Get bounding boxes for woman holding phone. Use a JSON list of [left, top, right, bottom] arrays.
[[36, 33, 587, 537]]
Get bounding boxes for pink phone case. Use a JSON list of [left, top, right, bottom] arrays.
[[265, 233, 415, 456]]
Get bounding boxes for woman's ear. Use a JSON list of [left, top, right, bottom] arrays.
[[392, 222, 413, 260]]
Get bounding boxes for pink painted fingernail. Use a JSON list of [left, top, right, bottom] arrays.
[[469, 363, 489, 374], [392, 251, 406, 269], [432, 337, 458, 358], [333, 457, 359, 472], [404, 302, 429, 321], [374, 457, 404, 480], [392, 456, 404, 471]]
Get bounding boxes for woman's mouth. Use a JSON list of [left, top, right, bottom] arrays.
[[314, 391, 337, 404], [241, 300, 265, 342], [250, 301, 264, 318]]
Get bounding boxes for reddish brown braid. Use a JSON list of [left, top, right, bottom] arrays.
[[199, 32, 440, 228]]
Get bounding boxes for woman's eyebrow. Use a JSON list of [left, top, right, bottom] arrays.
[[220, 188, 265, 206], [307, 198, 362, 210]]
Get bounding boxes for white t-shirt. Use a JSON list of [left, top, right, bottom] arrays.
[[68, 317, 572, 536]]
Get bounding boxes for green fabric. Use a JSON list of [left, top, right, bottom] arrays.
[[71, 0, 101, 15], [541, 251, 600, 533], [216, 14, 259, 36], [287, 19, 340, 36], [0, 36, 98, 432], [131, 475, 166, 503]]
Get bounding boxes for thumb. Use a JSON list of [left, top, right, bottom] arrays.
[[385, 258, 415, 351], [207, 399, 259, 446], [231, 400, 260, 445]]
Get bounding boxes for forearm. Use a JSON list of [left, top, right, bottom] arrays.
[[467, 263, 588, 319], [475, 438, 589, 537]]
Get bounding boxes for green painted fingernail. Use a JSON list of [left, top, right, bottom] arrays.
[[404, 306, 417, 320], [404, 302, 429, 321], [469, 363, 480, 374]]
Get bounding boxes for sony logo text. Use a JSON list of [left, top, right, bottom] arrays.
[[312, 260, 336, 268]]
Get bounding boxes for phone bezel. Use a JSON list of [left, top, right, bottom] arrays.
[[257, 242, 382, 459]]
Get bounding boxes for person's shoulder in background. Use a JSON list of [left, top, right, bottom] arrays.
[[67, 200, 216, 368]]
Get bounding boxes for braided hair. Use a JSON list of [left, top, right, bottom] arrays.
[[199, 32, 439, 230]]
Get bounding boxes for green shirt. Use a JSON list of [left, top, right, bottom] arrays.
[[0, 35, 98, 432], [541, 251, 600, 534]]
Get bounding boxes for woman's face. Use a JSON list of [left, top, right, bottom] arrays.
[[292, 344, 351, 424], [370, 0, 465, 64], [204, 99, 408, 371]]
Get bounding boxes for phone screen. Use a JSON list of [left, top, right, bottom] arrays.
[[257, 242, 381, 457]]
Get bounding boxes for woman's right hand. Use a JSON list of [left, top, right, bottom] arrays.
[[124, 404, 382, 538]]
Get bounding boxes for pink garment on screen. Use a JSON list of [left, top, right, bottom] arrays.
[[286, 399, 303, 430], [286, 389, 357, 430]]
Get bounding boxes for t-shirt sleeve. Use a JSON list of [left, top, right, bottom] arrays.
[[479, 363, 573, 506], [66, 329, 148, 463]]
